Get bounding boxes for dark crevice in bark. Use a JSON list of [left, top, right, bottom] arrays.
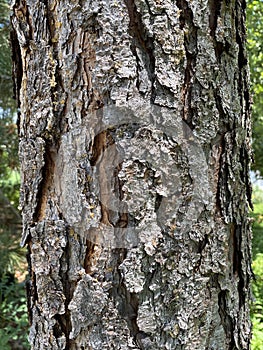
[[229, 221, 250, 348], [110, 249, 147, 349], [224, 170, 234, 221], [59, 92, 70, 134], [182, 52, 195, 129], [81, 12, 102, 36], [208, 0, 222, 60], [235, 43, 247, 110], [176, 0, 197, 130], [231, 3, 251, 326], [208, 0, 222, 58], [26, 243, 36, 326], [208, 0, 221, 37], [216, 133, 233, 220], [85, 129, 130, 274], [43, 0, 57, 48], [214, 94, 227, 215], [89, 128, 131, 228], [232, 224, 246, 309], [89, 130, 117, 230], [177, 0, 193, 30], [33, 142, 56, 222], [53, 315, 65, 338], [240, 145, 253, 210], [218, 289, 236, 349], [59, 232, 74, 350], [10, 25, 23, 136], [229, 223, 237, 275], [198, 234, 209, 254], [90, 131, 107, 166], [235, 4, 248, 72], [43, 1, 67, 142], [84, 239, 96, 274], [235, 2, 252, 215], [12, 0, 32, 47], [154, 192, 162, 213], [214, 91, 225, 123], [124, 0, 156, 103], [49, 80, 66, 144], [193, 233, 210, 272], [208, 0, 232, 62], [10, 27, 22, 106], [215, 149, 224, 216]]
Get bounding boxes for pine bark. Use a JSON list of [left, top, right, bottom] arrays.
[[11, 0, 252, 349]]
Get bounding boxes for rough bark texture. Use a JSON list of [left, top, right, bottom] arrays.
[[11, 0, 252, 349]]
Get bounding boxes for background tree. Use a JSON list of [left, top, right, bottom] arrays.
[[11, 0, 252, 349]]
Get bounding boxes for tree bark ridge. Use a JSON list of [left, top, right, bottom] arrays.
[[11, 0, 252, 349]]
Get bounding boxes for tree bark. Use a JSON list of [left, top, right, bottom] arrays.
[[11, 0, 252, 349]]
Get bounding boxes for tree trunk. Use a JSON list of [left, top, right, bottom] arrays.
[[11, 0, 252, 349]]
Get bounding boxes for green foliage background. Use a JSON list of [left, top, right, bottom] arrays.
[[247, 0, 263, 177], [0, 0, 29, 349], [250, 193, 263, 349], [247, 0, 263, 348]]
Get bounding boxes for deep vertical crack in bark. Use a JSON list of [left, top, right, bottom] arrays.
[[34, 143, 55, 221], [10, 28, 23, 128], [26, 243, 36, 326], [218, 289, 236, 350], [124, 0, 156, 102], [176, 0, 197, 129], [208, 0, 226, 60], [61, 236, 73, 350], [110, 249, 144, 348], [234, 0, 252, 209]]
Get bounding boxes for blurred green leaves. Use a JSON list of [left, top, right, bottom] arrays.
[[0, 0, 19, 208], [0, 0, 14, 111], [251, 185, 263, 349], [247, 2, 263, 346], [247, 0, 263, 176], [0, 2, 29, 349]]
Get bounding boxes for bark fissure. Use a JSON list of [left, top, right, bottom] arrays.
[[208, 0, 221, 37], [90, 131, 107, 167], [26, 244, 37, 326], [84, 239, 96, 275], [124, 0, 156, 102], [60, 236, 74, 350], [44, 2, 67, 142], [176, 0, 197, 129], [110, 249, 145, 349], [90, 130, 113, 228], [233, 224, 246, 309], [10, 28, 23, 110], [235, 0, 252, 211], [218, 289, 236, 350], [208, 0, 233, 62], [33, 144, 55, 222], [215, 132, 227, 216], [13, 0, 32, 47]]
